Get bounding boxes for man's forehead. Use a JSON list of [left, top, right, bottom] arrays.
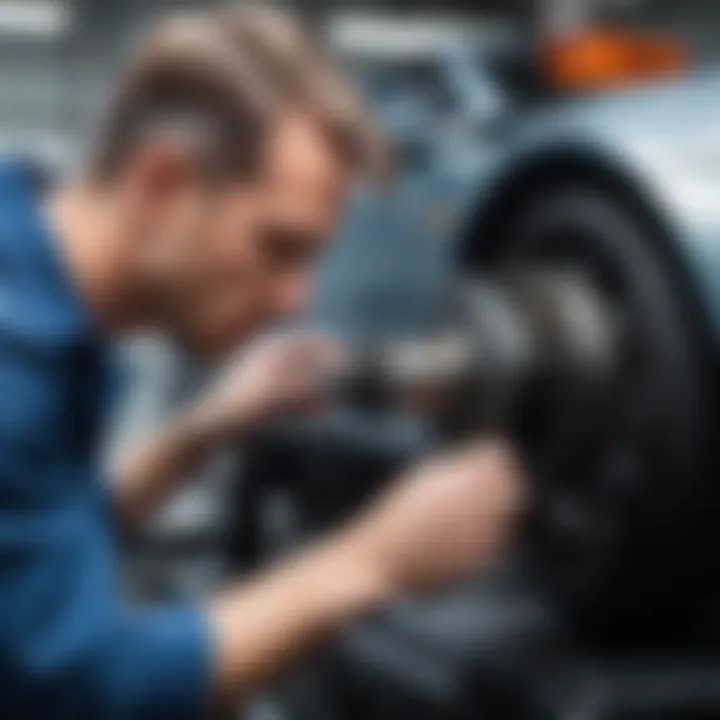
[[264, 112, 345, 191], [252, 113, 345, 228]]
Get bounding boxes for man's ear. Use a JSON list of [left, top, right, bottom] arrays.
[[127, 139, 198, 204]]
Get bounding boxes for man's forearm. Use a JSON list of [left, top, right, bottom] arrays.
[[112, 332, 343, 527], [207, 528, 389, 711], [112, 407, 237, 527]]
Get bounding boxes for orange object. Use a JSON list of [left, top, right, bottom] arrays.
[[541, 27, 686, 91]]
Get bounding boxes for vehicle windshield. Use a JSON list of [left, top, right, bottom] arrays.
[[351, 56, 457, 116]]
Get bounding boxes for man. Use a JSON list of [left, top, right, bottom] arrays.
[[0, 6, 523, 719]]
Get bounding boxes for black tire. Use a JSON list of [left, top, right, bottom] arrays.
[[482, 184, 713, 643]]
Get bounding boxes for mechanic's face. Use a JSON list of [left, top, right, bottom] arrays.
[[132, 113, 348, 357]]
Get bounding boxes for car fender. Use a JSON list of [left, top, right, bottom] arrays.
[[454, 101, 720, 350]]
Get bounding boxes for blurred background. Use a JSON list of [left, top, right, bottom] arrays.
[[6, 1, 720, 718], [5, 0, 720, 164]]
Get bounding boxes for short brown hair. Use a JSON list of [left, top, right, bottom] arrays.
[[91, 4, 390, 183]]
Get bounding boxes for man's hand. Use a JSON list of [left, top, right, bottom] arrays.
[[348, 442, 523, 591], [191, 332, 344, 440], [345, 439, 525, 593], [209, 439, 524, 707]]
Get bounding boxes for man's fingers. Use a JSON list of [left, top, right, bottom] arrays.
[[293, 333, 349, 368], [287, 335, 350, 393]]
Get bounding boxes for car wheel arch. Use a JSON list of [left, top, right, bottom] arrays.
[[459, 149, 678, 269], [455, 146, 713, 353]]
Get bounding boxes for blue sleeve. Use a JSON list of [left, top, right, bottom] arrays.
[[10, 606, 213, 720], [104, 607, 212, 720], [39, 607, 212, 720], [0, 334, 214, 719]]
